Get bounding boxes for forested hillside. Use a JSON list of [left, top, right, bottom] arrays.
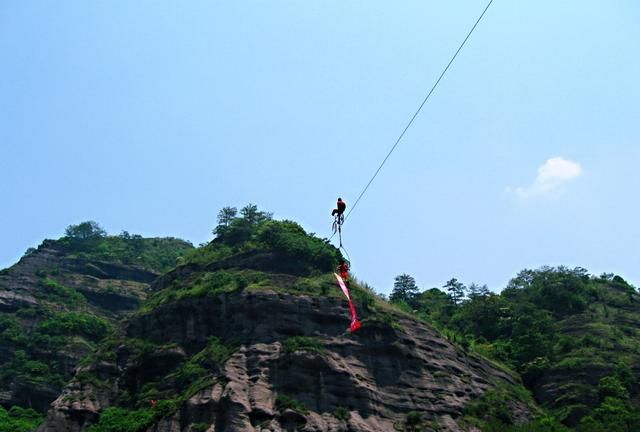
[[37, 207, 540, 432], [0, 223, 192, 431], [1, 207, 638, 431], [391, 267, 640, 430]]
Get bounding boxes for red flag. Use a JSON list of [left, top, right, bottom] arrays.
[[334, 273, 361, 333]]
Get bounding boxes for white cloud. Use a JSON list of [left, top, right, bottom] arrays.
[[510, 157, 583, 198]]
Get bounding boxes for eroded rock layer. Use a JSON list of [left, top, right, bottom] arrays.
[[40, 288, 530, 431]]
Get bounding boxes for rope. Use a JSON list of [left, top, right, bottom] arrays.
[[338, 0, 494, 230], [340, 244, 352, 267]]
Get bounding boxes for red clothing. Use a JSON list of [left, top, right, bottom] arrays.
[[338, 262, 349, 280], [332, 200, 346, 217]]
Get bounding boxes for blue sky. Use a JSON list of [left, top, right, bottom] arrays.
[[1, 1, 638, 294]]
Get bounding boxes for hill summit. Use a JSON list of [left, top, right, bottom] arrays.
[[29, 210, 534, 432], [3, 206, 637, 431]]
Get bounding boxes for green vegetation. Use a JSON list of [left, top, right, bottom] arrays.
[[0, 205, 340, 431], [393, 411, 427, 432], [406, 411, 422, 426], [389, 274, 419, 304], [0, 405, 44, 432], [391, 266, 640, 428], [141, 269, 267, 312], [275, 393, 309, 414], [109, 336, 235, 411], [74, 370, 111, 389], [464, 385, 531, 426], [1, 349, 65, 386], [574, 374, 640, 431], [333, 406, 350, 421], [282, 336, 324, 354], [6, 208, 639, 432], [480, 418, 570, 432], [84, 336, 235, 431], [55, 221, 193, 273], [289, 274, 340, 297], [167, 337, 233, 395], [39, 278, 86, 306], [65, 221, 107, 240], [137, 205, 347, 313], [191, 337, 234, 369], [256, 219, 338, 274], [1, 304, 114, 391], [39, 311, 111, 341], [88, 400, 179, 432], [183, 204, 341, 275], [88, 406, 155, 432]]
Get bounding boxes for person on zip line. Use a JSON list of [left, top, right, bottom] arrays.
[[338, 259, 350, 287], [331, 198, 346, 225]]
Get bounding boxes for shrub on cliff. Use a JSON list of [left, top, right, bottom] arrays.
[[0, 406, 43, 432], [282, 336, 324, 354], [189, 205, 341, 274], [213, 204, 273, 245], [400, 266, 640, 426], [39, 312, 111, 341], [64, 221, 107, 242], [88, 406, 155, 432], [55, 222, 193, 272], [256, 220, 339, 273]]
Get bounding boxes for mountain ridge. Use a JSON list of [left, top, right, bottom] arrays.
[[31, 215, 538, 431], [1, 211, 638, 431]]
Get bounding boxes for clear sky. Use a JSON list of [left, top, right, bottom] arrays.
[[1, 1, 638, 294]]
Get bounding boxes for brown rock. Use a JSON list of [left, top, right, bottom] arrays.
[[40, 285, 531, 432]]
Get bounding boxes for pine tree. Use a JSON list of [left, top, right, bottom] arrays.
[[390, 274, 419, 306], [214, 207, 238, 236], [444, 278, 466, 305]]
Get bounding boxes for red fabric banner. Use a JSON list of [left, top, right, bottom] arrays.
[[334, 273, 361, 333]]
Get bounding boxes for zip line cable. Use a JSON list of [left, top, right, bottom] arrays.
[[340, 244, 352, 266], [331, 0, 494, 242]]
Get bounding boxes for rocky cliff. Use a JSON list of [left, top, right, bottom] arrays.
[[38, 236, 534, 432], [0, 218, 543, 431], [530, 282, 640, 426], [0, 236, 191, 412], [0, 241, 157, 314]]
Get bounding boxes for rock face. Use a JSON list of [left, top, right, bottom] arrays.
[[0, 242, 161, 411], [40, 286, 531, 432], [0, 289, 37, 312], [0, 243, 157, 314], [531, 299, 640, 426]]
